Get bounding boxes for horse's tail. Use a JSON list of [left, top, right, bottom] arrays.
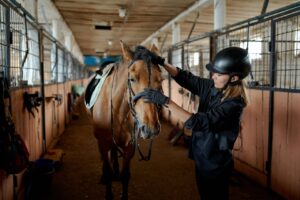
[[72, 92, 92, 119]]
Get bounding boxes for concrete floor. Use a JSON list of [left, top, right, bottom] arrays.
[[36, 110, 284, 200]]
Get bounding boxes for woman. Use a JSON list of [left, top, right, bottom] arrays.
[[141, 47, 251, 200]]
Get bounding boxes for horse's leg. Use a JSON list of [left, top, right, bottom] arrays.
[[120, 145, 134, 200], [120, 158, 130, 200], [111, 147, 120, 181], [100, 149, 114, 200]]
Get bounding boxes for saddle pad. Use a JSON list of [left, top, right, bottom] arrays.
[[84, 63, 114, 109]]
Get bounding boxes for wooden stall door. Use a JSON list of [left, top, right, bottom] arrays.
[[233, 89, 270, 186], [271, 92, 300, 200]]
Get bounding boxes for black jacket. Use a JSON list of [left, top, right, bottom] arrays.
[[173, 68, 245, 175]]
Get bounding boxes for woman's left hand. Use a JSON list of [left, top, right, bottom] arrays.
[[140, 89, 169, 105]]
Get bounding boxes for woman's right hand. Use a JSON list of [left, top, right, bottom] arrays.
[[155, 56, 179, 77], [156, 56, 165, 66]]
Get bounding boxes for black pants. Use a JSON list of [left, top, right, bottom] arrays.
[[195, 162, 233, 200]]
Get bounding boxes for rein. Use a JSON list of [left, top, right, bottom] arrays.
[[109, 59, 161, 161], [110, 63, 127, 158], [127, 60, 157, 161]]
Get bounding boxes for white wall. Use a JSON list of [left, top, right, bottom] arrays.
[[16, 0, 84, 63]]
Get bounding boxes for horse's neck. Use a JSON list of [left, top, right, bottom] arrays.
[[111, 62, 132, 126], [111, 62, 128, 99]]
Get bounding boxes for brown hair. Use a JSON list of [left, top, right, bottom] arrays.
[[222, 80, 249, 106]]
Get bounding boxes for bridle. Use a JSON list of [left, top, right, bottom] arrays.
[[109, 59, 162, 161], [127, 59, 162, 161]]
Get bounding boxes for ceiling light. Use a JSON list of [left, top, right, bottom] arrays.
[[108, 40, 113, 46], [94, 21, 111, 30], [118, 7, 126, 18]]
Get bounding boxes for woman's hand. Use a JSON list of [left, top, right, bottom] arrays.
[[140, 89, 169, 105], [156, 56, 165, 66], [151, 56, 165, 66]]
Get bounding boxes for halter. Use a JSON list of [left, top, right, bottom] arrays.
[[127, 60, 161, 161]]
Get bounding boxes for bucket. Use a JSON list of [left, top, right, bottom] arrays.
[[24, 159, 55, 200]]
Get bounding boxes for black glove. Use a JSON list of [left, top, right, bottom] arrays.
[[157, 56, 165, 66], [140, 89, 169, 105], [152, 56, 165, 66]]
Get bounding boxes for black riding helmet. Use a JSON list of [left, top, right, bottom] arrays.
[[206, 47, 251, 80]]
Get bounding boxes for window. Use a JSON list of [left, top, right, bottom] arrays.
[[294, 30, 300, 56], [240, 37, 262, 60], [189, 52, 199, 67], [172, 49, 182, 68], [22, 26, 40, 85]]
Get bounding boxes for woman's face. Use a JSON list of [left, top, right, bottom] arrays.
[[211, 72, 230, 89]]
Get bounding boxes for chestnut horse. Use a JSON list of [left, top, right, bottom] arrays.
[[90, 41, 163, 200]]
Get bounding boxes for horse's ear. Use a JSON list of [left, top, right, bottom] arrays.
[[150, 43, 159, 55], [120, 40, 133, 61]]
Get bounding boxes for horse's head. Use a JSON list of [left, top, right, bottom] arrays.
[[121, 41, 163, 139]]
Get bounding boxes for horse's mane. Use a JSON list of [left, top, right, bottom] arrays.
[[133, 46, 160, 64], [118, 45, 161, 66]]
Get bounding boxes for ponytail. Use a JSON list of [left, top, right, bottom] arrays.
[[222, 80, 249, 106]]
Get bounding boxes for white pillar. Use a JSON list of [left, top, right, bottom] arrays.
[[172, 23, 182, 68], [65, 34, 72, 51], [172, 22, 181, 45], [214, 0, 226, 30], [52, 19, 59, 40]]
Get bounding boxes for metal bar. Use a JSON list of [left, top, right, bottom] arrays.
[[167, 49, 172, 121], [5, 4, 10, 84], [21, 13, 28, 69], [6, 0, 36, 21], [38, 28, 46, 153], [187, 11, 200, 41], [170, 3, 300, 49], [261, 0, 269, 15], [219, 2, 300, 33], [141, 0, 212, 45], [266, 19, 276, 188], [55, 43, 58, 83]]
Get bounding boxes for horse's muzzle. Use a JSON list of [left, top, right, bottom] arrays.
[[139, 123, 161, 139]]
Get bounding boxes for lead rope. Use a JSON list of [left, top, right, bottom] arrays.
[[135, 124, 153, 161]]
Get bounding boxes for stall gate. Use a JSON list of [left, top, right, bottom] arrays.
[[270, 13, 300, 200], [0, 1, 88, 200], [164, 5, 300, 199]]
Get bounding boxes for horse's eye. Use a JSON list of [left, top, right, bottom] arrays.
[[129, 78, 136, 83]]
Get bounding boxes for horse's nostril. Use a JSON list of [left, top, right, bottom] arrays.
[[150, 123, 160, 135], [155, 123, 161, 134], [139, 123, 160, 138], [141, 125, 146, 133], [156, 123, 161, 129], [141, 125, 149, 136]]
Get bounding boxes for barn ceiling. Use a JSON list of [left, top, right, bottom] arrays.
[[52, 0, 298, 56]]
